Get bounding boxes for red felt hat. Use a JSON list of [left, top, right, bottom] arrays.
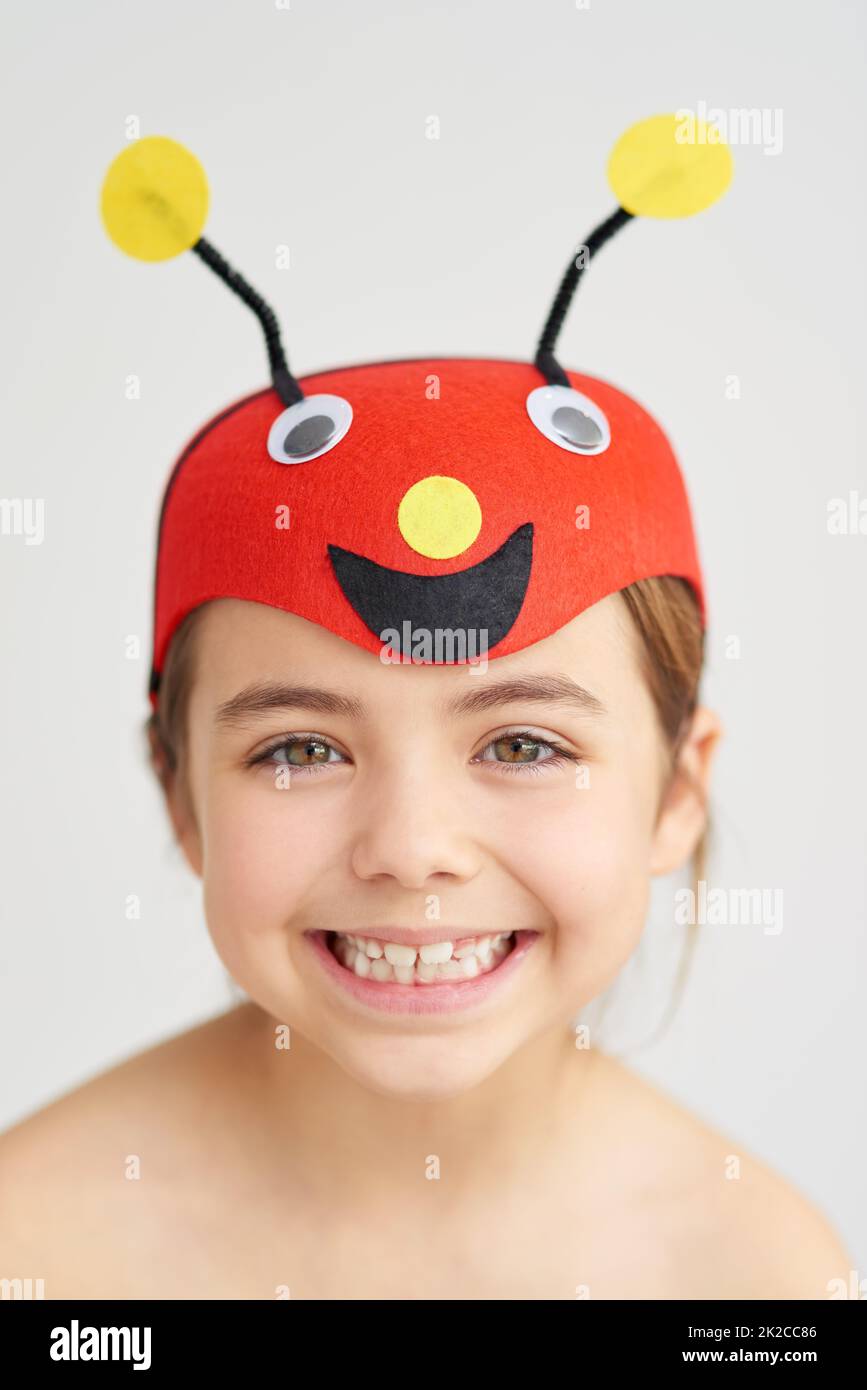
[[99, 116, 733, 709]]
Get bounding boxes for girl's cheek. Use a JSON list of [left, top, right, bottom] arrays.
[[519, 784, 653, 988], [201, 779, 331, 940]]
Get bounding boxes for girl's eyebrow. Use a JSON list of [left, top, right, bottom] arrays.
[[442, 674, 607, 719], [214, 674, 607, 730]]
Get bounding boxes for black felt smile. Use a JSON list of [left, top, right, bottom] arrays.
[[327, 521, 533, 654]]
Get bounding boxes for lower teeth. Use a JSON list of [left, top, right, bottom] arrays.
[[328, 932, 515, 984]]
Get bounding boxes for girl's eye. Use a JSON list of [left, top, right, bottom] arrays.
[[245, 729, 582, 780], [473, 730, 582, 777], [246, 735, 349, 776]]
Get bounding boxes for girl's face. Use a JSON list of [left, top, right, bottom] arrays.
[[172, 594, 718, 1100]]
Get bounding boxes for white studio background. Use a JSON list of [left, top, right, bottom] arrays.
[[1, 0, 864, 1269]]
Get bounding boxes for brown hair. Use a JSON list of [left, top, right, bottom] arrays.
[[146, 576, 709, 1037], [617, 575, 710, 1044]]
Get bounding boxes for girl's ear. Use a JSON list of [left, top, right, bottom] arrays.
[[147, 722, 204, 879], [649, 705, 723, 877]]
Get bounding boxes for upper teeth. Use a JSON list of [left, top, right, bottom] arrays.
[[334, 932, 512, 966]]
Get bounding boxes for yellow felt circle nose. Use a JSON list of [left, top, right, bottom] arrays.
[[607, 112, 733, 219], [100, 136, 209, 261], [397, 476, 483, 559]]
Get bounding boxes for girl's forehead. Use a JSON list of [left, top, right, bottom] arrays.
[[194, 592, 639, 719]]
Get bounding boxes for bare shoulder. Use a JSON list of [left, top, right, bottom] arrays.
[[588, 1051, 853, 1299], [0, 1004, 255, 1297]]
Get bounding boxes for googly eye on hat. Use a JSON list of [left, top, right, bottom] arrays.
[[266, 396, 353, 465], [99, 113, 733, 706], [525, 386, 611, 455]]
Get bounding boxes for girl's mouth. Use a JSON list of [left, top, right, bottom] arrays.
[[328, 929, 515, 983], [304, 928, 541, 1017]]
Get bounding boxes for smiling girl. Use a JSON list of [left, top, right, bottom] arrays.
[[0, 121, 853, 1299]]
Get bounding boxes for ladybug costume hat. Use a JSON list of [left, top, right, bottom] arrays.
[[99, 114, 733, 710]]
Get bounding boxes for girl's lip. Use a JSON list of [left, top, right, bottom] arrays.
[[303, 928, 541, 1017]]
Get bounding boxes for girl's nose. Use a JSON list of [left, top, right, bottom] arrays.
[[397, 476, 482, 559], [350, 771, 481, 889]]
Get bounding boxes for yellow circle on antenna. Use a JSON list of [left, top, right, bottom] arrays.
[[100, 136, 209, 261], [397, 476, 483, 560], [607, 112, 733, 219]]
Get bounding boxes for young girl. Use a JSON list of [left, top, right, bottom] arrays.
[[0, 121, 853, 1299]]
